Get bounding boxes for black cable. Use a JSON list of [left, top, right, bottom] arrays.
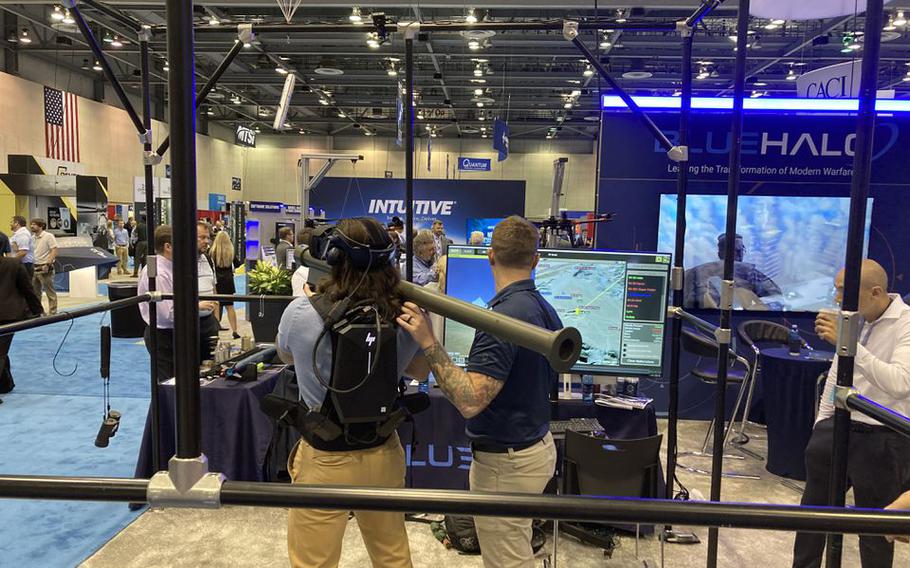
[[52, 317, 78, 377]]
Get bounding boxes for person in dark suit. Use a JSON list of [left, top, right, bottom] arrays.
[[0, 256, 44, 399]]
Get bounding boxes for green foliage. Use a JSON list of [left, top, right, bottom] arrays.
[[248, 260, 292, 295]]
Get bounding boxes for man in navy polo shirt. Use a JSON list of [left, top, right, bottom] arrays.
[[399, 215, 560, 568]]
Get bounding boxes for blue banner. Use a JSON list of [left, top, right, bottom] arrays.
[[208, 193, 226, 211], [458, 157, 491, 172], [493, 119, 510, 161], [309, 178, 525, 244]]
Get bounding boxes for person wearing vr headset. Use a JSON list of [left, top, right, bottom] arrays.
[[276, 217, 427, 568]]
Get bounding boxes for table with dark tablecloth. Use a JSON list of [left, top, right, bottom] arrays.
[[398, 387, 659, 490], [135, 367, 283, 481], [760, 347, 833, 480]]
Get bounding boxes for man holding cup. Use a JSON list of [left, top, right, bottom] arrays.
[[792, 259, 910, 568]]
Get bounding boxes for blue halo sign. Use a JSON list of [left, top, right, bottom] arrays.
[[458, 157, 492, 172]]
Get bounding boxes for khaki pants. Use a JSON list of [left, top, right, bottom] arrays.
[[115, 245, 129, 274], [287, 433, 412, 568], [32, 267, 57, 314], [470, 432, 557, 568]]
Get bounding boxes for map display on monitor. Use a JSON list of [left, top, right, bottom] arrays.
[[444, 246, 671, 376]]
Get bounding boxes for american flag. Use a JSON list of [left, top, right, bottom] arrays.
[[44, 86, 80, 162]]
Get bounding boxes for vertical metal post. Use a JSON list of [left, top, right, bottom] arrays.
[[825, 2, 884, 567], [300, 157, 309, 228], [404, 37, 415, 282], [139, 31, 160, 473], [165, 0, 202, 459], [667, 31, 694, 503], [707, 2, 749, 566]]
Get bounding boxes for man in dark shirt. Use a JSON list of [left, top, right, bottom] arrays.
[[0, 230, 10, 256], [399, 215, 560, 567], [275, 227, 294, 271], [0, 256, 44, 397], [131, 216, 148, 278]]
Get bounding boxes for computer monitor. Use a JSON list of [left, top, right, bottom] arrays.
[[444, 245, 671, 376]]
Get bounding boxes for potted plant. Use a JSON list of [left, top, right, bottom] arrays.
[[247, 261, 294, 343]]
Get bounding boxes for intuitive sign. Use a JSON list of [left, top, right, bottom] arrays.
[[208, 193, 227, 211], [231, 177, 242, 191], [458, 157, 492, 172], [248, 201, 284, 213], [796, 61, 861, 99], [235, 125, 257, 148]]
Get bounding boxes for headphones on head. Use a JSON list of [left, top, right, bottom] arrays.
[[322, 218, 396, 270]]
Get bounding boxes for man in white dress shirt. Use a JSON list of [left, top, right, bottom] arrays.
[[792, 259, 910, 568]]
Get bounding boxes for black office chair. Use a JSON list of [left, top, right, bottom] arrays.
[[736, 321, 812, 447], [678, 327, 760, 480], [564, 431, 664, 565]]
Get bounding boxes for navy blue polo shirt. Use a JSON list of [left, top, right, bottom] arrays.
[[465, 279, 562, 445]]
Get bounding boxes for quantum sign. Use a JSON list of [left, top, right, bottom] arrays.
[[458, 157, 491, 172], [235, 125, 257, 148]]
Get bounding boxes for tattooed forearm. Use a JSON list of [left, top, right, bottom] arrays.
[[422, 342, 503, 419]]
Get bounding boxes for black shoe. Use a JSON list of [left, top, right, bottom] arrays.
[[219, 326, 230, 331], [232, 332, 241, 339]]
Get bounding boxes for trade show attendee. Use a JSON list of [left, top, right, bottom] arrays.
[[291, 227, 313, 297], [412, 230, 438, 286], [138, 225, 219, 381], [211, 231, 240, 339], [0, 229, 11, 256], [9, 216, 34, 277], [276, 217, 425, 568], [0, 255, 43, 397], [131, 215, 148, 278], [469, 231, 485, 246], [398, 215, 561, 568], [684, 233, 781, 310], [886, 489, 910, 543], [213, 219, 225, 234], [792, 259, 910, 568], [431, 219, 451, 257], [197, 221, 220, 361], [275, 227, 295, 271], [113, 218, 130, 275], [30, 219, 58, 315]]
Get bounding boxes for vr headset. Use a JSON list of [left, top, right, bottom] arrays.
[[308, 218, 396, 271]]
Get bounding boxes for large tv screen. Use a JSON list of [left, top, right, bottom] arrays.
[[465, 218, 504, 246], [657, 195, 873, 312], [444, 245, 671, 376]]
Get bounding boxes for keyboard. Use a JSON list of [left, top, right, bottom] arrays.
[[549, 417, 604, 435]]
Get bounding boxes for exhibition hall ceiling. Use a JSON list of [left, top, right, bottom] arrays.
[[3, 2, 910, 140]]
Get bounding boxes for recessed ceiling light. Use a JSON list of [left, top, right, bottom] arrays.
[[51, 6, 64, 22], [350, 7, 363, 24], [19, 29, 32, 44], [92, 60, 103, 72], [208, 15, 220, 26], [466, 8, 478, 24], [276, 66, 288, 75], [622, 71, 653, 79], [470, 79, 487, 84], [314, 67, 344, 76], [62, 9, 74, 25], [583, 65, 594, 77], [895, 11, 907, 27], [474, 88, 483, 96], [110, 36, 123, 48]]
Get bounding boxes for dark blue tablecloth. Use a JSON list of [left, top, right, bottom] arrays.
[[760, 347, 833, 480], [135, 368, 283, 482], [398, 388, 658, 490]]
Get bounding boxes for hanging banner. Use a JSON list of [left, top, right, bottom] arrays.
[[796, 61, 861, 99], [208, 193, 227, 211], [458, 157, 492, 172], [493, 119, 510, 161]]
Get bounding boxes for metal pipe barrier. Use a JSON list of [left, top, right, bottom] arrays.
[[836, 389, 910, 440], [1, 475, 910, 537], [0, 295, 151, 337], [826, 2, 885, 567], [174, 20, 679, 35]]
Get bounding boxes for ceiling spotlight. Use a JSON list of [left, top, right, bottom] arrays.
[[750, 91, 766, 98], [163, 61, 169, 72], [387, 66, 398, 77], [563, 102, 573, 109], [470, 78, 487, 84], [51, 5, 65, 22], [903, 70, 910, 82], [615, 10, 627, 23], [786, 68, 797, 80], [753, 81, 768, 86], [103, 32, 113, 44], [206, 108, 215, 116], [885, 17, 897, 31], [476, 101, 484, 108], [208, 15, 220, 26], [750, 37, 763, 50], [364, 129, 375, 136], [474, 88, 483, 96], [62, 9, 74, 25], [466, 8, 478, 24], [276, 66, 288, 75], [366, 32, 380, 49], [672, 90, 682, 97], [583, 65, 594, 77], [19, 29, 32, 44], [110, 36, 123, 48], [318, 98, 329, 106], [337, 111, 346, 118], [478, 114, 485, 121], [895, 11, 907, 27], [254, 126, 261, 133], [231, 96, 241, 104], [242, 41, 252, 49], [299, 129, 306, 134], [350, 7, 363, 24], [258, 107, 269, 116], [283, 122, 291, 129], [474, 66, 484, 77], [92, 60, 103, 72], [696, 67, 709, 80], [600, 38, 612, 49], [417, 111, 425, 119], [468, 39, 481, 50]]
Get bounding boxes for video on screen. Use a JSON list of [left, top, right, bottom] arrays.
[[657, 195, 873, 312], [465, 218, 505, 246], [444, 246, 671, 376]]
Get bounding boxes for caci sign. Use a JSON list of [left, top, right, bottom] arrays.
[[796, 61, 861, 99]]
